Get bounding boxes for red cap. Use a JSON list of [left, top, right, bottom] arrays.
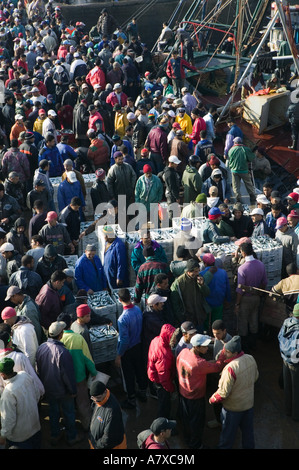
[[143, 164, 152, 174], [144, 71, 151, 77], [38, 109, 46, 116], [288, 210, 299, 219], [172, 122, 181, 129], [141, 148, 149, 156], [209, 155, 220, 165], [46, 211, 58, 222], [287, 192, 299, 202], [1, 307, 16, 320], [76, 304, 91, 318]]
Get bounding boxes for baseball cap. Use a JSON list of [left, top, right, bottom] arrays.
[[141, 148, 149, 156], [66, 171, 77, 183], [235, 237, 251, 246], [46, 211, 58, 222], [113, 82, 121, 90], [181, 321, 197, 334], [0, 243, 14, 253], [275, 216, 288, 230], [15, 114, 23, 120], [147, 294, 167, 306], [150, 418, 176, 435], [63, 268, 75, 278], [38, 109, 46, 116], [5, 285, 22, 301], [143, 164, 152, 173], [208, 207, 224, 219], [250, 208, 264, 216], [288, 209, 299, 219], [191, 334, 212, 347], [168, 110, 175, 118], [48, 109, 57, 117], [256, 194, 270, 205], [233, 136, 242, 143], [48, 321, 66, 337], [1, 307, 17, 320], [168, 155, 181, 165]]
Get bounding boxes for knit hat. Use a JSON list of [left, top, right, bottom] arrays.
[[143, 164, 152, 173], [102, 225, 114, 236], [141, 148, 149, 156], [90, 380, 107, 397], [181, 217, 192, 232], [172, 122, 181, 129], [233, 202, 244, 213], [0, 357, 14, 374], [1, 306, 17, 320], [287, 192, 299, 203], [209, 155, 220, 165], [195, 193, 207, 203], [95, 168, 106, 179], [293, 303, 299, 317], [275, 216, 288, 230], [76, 304, 91, 318], [224, 335, 242, 353], [201, 253, 215, 266]]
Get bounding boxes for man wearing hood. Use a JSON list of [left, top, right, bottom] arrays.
[[36, 244, 68, 284], [182, 154, 202, 203], [6, 217, 30, 256], [202, 167, 230, 204], [232, 202, 254, 239], [203, 186, 223, 218]]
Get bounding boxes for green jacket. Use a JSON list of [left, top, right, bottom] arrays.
[[135, 174, 164, 212], [228, 144, 256, 173], [170, 270, 213, 327], [61, 330, 97, 383], [181, 165, 202, 203]]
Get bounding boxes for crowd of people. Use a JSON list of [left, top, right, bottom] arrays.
[[0, 0, 298, 452]]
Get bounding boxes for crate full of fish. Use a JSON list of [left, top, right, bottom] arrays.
[[87, 291, 117, 327], [63, 255, 78, 270], [89, 325, 119, 364]]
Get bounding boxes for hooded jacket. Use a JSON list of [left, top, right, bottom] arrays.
[[9, 266, 43, 300], [11, 316, 39, 366], [147, 323, 176, 393], [103, 237, 127, 289], [36, 244, 68, 284], [135, 174, 164, 212], [6, 217, 30, 255], [35, 281, 64, 330], [38, 144, 64, 177], [181, 165, 202, 203], [57, 179, 86, 214]]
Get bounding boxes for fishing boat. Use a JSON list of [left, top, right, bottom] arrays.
[[151, 0, 299, 191]]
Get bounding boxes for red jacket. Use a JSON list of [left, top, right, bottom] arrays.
[[37, 80, 48, 97], [88, 111, 105, 133], [106, 91, 128, 108], [189, 117, 206, 145], [145, 125, 168, 162], [86, 66, 106, 91], [87, 138, 109, 167], [147, 324, 176, 393]]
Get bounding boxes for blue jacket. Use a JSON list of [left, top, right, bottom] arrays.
[[110, 140, 134, 165], [278, 316, 299, 365], [103, 237, 128, 289], [75, 253, 107, 292], [117, 304, 143, 356], [57, 179, 86, 214], [57, 142, 78, 162], [200, 266, 231, 307], [38, 144, 64, 177]]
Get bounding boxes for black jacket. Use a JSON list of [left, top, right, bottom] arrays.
[[89, 391, 125, 450], [163, 166, 180, 202], [232, 214, 254, 239], [36, 253, 68, 284], [59, 204, 81, 241], [90, 180, 110, 211]]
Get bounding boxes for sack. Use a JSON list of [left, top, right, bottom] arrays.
[[137, 429, 152, 449]]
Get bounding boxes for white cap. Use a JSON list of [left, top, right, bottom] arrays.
[[256, 194, 270, 205], [147, 294, 167, 306], [0, 242, 14, 252], [94, 84, 101, 89], [15, 114, 23, 120], [181, 87, 188, 93], [167, 94, 175, 100], [293, 188, 299, 195], [127, 112, 136, 120], [169, 155, 181, 165], [74, 52, 80, 58], [113, 82, 121, 90], [31, 87, 39, 93], [48, 109, 57, 117], [190, 334, 212, 347], [66, 171, 77, 183], [250, 208, 264, 216], [168, 110, 175, 118], [211, 168, 222, 177]]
